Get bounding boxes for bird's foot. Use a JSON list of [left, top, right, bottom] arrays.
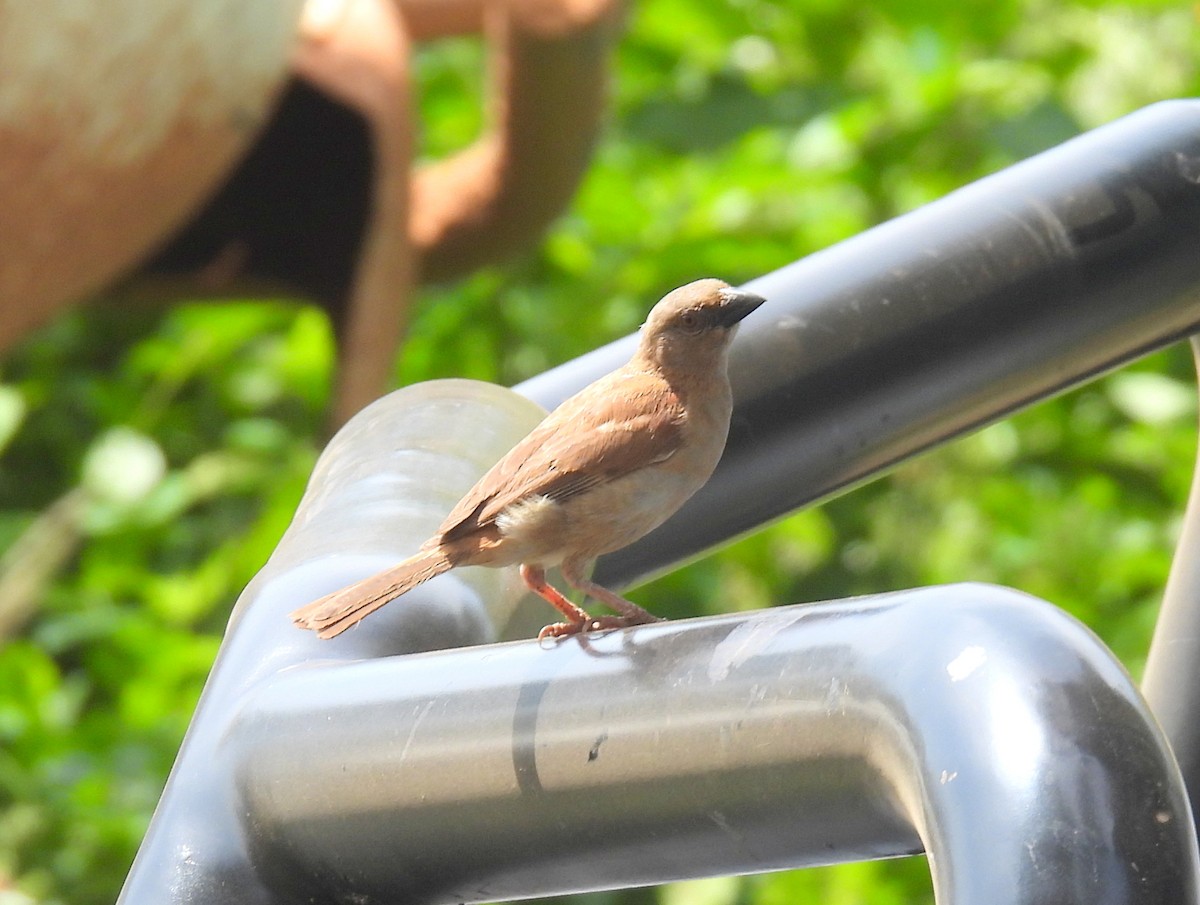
[[537, 618, 606, 641], [537, 612, 663, 642], [538, 621, 578, 641]]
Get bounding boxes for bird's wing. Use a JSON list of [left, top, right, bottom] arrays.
[[438, 369, 685, 542]]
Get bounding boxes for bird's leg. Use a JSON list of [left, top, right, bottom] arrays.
[[520, 564, 597, 640], [560, 559, 664, 627]]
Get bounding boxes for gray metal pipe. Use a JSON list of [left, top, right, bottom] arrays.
[[232, 585, 1196, 905], [119, 100, 1200, 903], [117, 382, 551, 905], [1145, 337, 1200, 820], [515, 99, 1200, 588]]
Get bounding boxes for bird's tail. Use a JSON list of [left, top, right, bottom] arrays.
[[290, 549, 452, 639]]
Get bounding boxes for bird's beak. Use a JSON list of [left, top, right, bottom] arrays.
[[716, 287, 767, 327]]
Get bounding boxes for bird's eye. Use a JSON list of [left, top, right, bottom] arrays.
[[678, 311, 703, 333]]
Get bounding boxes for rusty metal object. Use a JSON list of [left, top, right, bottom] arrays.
[[408, 0, 622, 280], [0, 0, 620, 422], [0, 0, 305, 338]]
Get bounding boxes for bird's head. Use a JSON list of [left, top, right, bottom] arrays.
[[636, 279, 766, 374]]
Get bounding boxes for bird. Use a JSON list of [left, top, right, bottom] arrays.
[[290, 278, 766, 641]]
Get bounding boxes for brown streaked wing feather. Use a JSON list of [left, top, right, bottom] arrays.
[[438, 369, 685, 542]]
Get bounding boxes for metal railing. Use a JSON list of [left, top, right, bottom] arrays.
[[119, 99, 1200, 904]]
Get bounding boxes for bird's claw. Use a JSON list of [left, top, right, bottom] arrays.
[[537, 613, 659, 642], [537, 619, 611, 641]]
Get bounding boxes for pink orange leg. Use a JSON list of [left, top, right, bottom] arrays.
[[520, 564, 594, 640], [560, 558, 664, 627]]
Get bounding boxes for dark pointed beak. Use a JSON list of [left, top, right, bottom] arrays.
[[716, 287, 767, 327]]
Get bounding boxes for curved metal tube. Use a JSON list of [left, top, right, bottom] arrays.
[[117, 381, 550, 905], [1145, 336, 1200, 819], [231, 585, 1197, 904]]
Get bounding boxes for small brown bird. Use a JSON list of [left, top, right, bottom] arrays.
[[290, 278, 765, 640]]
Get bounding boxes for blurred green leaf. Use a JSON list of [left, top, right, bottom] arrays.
[[80, 428, 166, 510], [1108, 371, 1196, 426], [0, 386, 26, 455]]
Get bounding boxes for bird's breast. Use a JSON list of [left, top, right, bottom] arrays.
[[473, 371, 734, 568]]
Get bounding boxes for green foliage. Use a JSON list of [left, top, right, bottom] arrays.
[[0, 304, 329, 903], [3, 0, 1200, 902]]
